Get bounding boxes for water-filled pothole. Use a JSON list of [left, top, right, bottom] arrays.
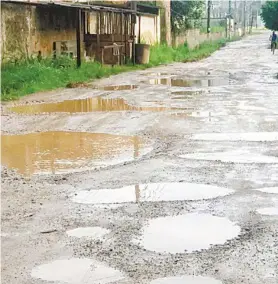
[[150, 275, 222, 284], [66, 227, 110, 239], [99, 84, 137, 91], [171, 90, 203, 99], [31, 258, 125, 283], [66, 83, 138, 90], [1, 132, 151, 176], [180, 151, 278, 164], [190, 132, 278, 142], [8, 97, 175, 114], [257, 207, 278, 215], [72, 183, 234, 204], [133, 213, 240, 253], [148, 78, 232, 87]]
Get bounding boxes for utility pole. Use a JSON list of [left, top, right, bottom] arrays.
[[207, 0, 212, 34], [243, 0, 246, 35], [229, 0, 232, 39]]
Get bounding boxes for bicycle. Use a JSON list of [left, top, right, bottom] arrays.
[[271, 41, 276, 54]]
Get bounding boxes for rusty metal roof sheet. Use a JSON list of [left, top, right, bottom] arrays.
[[1, 0, 137, 13]]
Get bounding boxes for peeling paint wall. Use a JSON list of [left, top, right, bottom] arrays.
[[1, 3, 79, 62], [135, 14, 160, 44], [1, 4, 34, 61]]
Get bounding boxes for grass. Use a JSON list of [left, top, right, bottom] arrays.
[[1, 37, 238, 101], [200, 26, 226, 34]]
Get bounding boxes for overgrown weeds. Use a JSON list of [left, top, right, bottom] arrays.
[[1, 37, 238, 101]]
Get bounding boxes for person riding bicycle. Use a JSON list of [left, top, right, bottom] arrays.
[[270, 31, 277, 49]]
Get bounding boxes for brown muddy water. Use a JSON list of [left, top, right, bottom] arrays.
[[8, 97, 176, 114], [148, 78, 232, 87], [98, 84, 138, 91], [1, 132, 152, 176]]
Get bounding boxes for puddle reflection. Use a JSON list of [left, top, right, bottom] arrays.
[[72, 182, 234, 204], [98, 85, 137, 91], [149, 78, 231, 87], [9, 97, 175, 114], [132, 213, 240, 253], [1, 132, 151, 176]]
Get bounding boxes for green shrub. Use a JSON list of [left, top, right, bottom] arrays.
[[1, 37, 236, 101]]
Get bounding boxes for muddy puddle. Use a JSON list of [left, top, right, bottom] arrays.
[[66, 227, 110, 239], [132, 213, 240, 253], [1, 132, 152, 176], [72, 183, 234, 204], [98, 84, 137, 91], [148, 77, 232, 87], [8, 97, 175, 114], [31, 258, 125, 284], [151, 275, 223, 284], [171, 90, 203, 99]]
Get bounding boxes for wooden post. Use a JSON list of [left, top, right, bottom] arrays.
[[124, 14, 127, 63], [97, 12, 100, 59], [76, 9, 82, 68], [138, 15, 141, 43], [121, 13, 123, 63], [132, 14, 136, 66]]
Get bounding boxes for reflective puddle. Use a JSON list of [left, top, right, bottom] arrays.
[[171, 90, 203, 99], [8, 97, 174, 114], [98, 84, 138, 91], [132, 213, 240, 253], [66, 83, 138, 90], [72, 183, 234, 204], [257, 207, 278, 216], [66, 227, 110, 239], [180, 151, 278, 164], [252, 187, 278, 194], [151, 275, 222, 284], [148, 78, 231, 87], [31, 258, 124, 284], [190, 132, 278, 142], [1, 132, 151, 176]]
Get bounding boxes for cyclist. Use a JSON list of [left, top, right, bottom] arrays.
[[269, 31, 277, 53]]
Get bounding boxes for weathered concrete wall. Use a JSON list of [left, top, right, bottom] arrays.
[[1, 3, 79, 62], [156, 0, 171, 45], [172, 29, 226, 49], [135, 14, 160, 44], [1, 4, 34, 62]]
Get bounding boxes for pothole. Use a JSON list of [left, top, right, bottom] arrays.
[[148, 78, 232, 87], [133, 213, 240, 253], [257, 207, 278, 216], [190, 132, 278, 142], [31, 258, 125, 283], [8, 97, 175, 114], [1, 132, 152, 176], [98, 84, 137, 91], [252, 187, 278, 194], [72, 183, 234, 204], [180, 151, 278, 164], [66, 227, 110, 239], [150, 275, 223, 284]]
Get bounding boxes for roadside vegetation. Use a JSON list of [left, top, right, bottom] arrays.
[[1, 37, 237, 101]]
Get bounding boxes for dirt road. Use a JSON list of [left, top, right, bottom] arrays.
[[2, 33, 278, 284]]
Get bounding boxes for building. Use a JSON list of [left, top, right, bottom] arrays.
[[1, 0, 167, 64]]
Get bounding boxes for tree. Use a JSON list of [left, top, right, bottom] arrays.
[[171, 0, 205, 34], [261, 1, 278, 30]]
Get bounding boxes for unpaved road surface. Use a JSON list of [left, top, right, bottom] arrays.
[[2, 33, 278, 284]]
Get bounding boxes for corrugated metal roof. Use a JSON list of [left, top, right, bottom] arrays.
[[1, 0, 137, 13]]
